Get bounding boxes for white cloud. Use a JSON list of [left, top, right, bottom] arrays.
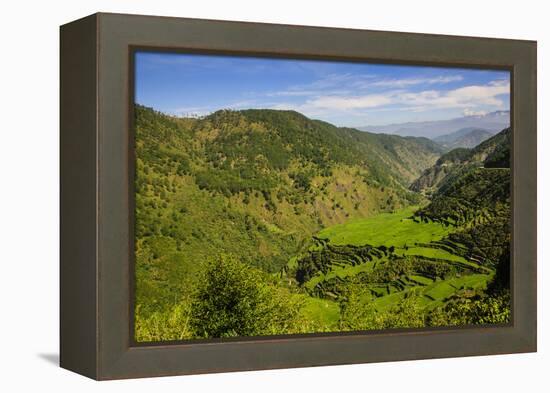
[[268, 73, 463, 97], [306, 94, 393, 110], [367, 75, 464, 88], [266, 89, 351, 97], [463, 108, 488, 117], [401, 80, 509, 110], [225, 100, 260, 109], [171, 106, 212, 117], [171, 79, 509, 123], [306, 73, 360, 89], [263, 73, 475, 109], [285, 80, 509, 116], [370, 80, 510, 112]]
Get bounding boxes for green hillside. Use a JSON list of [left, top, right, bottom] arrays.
[[134, 106, 511, 341], [410, 127, 511, 193]]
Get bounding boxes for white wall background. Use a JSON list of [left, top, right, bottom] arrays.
[[0, 0, 546, 390]]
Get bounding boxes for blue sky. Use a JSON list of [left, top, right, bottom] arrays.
[[135, 51, 510, 127]]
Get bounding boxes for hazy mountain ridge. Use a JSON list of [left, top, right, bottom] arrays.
[[434, 128, 494, 150], [359, 110, 510, 139]]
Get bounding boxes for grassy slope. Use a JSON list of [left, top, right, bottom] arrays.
[[317, 206, 451, 247]]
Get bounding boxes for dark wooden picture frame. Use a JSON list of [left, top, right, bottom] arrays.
[[60, 12, 537, 380]]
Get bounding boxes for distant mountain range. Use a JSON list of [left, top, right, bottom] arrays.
[[359, 110, 510, 140], [434, 128, 495, 150]]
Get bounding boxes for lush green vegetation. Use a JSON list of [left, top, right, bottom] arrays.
[[410, 127, 511, 194], [189, 255, 304, 338], [316, 206, 452, 247], [134, 105, 511, 342]]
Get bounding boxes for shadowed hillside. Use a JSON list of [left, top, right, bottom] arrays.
[[410, 127, 511, 193]]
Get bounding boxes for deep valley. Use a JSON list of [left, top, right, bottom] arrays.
[[133, 105, 511, 341]]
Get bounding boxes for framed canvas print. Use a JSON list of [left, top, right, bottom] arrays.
[[60, 13, 537, 380]]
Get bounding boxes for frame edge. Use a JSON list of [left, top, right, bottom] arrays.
[[92, 13, 537, 379], [60, 13, 99, 380]]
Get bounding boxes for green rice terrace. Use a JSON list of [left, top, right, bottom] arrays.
[[286, 206, 495, 330], [133, 106, 511, 342]]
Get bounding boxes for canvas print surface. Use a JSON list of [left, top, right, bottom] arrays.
[[133, 52, 511, 342]]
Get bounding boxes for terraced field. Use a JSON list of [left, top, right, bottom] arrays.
[[290, 206, 494, 322], [317, 206, 452, 247]]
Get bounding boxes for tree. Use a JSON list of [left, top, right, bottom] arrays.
[[339, 282, 424, 331], [189, 255, 302, 338], [427, 292, 510, 327], [488, 241, 511, 293]]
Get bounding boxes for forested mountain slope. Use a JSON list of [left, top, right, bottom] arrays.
[[410, 127, 511, 193], [134, 105, 442, 314], [134, 106, 511, 341], [414, 129, 511, 275], [287, 127, 511, 332]]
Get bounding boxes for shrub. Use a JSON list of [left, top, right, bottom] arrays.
[[427, 291, 511, 327], [339, 283, 425, 331], [189, 255, 303, 338]]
